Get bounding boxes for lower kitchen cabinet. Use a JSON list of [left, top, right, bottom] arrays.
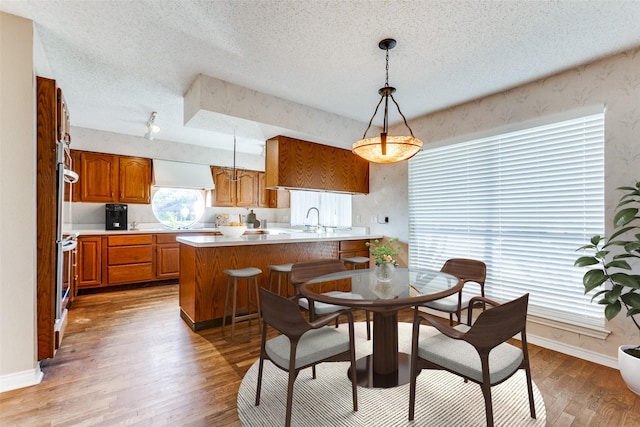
[[338, 239, 370, 260], [156, 234, 180, 279], [106, 234, 155, 285], [77, 236, 102, 289]]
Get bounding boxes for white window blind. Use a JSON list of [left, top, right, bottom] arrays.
[[408, 111, 605, 327], [289, 190, 352, 228]]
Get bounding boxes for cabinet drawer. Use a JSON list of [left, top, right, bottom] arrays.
[[156, 234, 178, 244], [108, 246, 153, 265], [108, 234, 153, 246], [108, 263, 154, 284], [339, 239, 369, 252]]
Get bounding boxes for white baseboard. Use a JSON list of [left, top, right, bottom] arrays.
[[0, 363, 44, 393], [527, 334, 618, 369]]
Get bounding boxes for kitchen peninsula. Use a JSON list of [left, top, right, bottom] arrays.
[[177, 230, 382, 331]]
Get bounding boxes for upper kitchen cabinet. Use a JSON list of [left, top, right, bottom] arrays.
[[211, 167, 260, 207], [118, 156, 152, 204], [74, 150, 151, 204], [265, 135, 369, 194], [257, 172, 289, 208]]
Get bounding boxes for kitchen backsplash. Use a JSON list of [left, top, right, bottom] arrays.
[[68, 201, 289, 230]]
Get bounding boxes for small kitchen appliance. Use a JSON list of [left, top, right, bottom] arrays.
[[106, 203, 128, 230]]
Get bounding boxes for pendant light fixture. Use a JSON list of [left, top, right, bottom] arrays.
[[352, 39, 423, 163], [223, 132, 245, 182]]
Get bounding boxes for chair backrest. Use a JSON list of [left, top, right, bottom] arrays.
[[290, 259, 347, 285], [440, 258, 486, 288], [260, 288, 311, 339], [463, 293, 529, 354]]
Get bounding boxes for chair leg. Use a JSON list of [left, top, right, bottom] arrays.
[[254, 276, 262, 332], [230, 277, 238, 340], [365, 310, 371, 340], [285, 369, 297, 427], [480, 381, 494, 427], [222, 276, 231, 336], [255, 356, 265, 406], [408, 317, 421, 421], [525, 365, 537, 419]]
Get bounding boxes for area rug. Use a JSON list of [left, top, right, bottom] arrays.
[[237, 323, 546, 426]]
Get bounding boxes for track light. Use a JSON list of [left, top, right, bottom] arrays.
[[144, 112, 160, 140]]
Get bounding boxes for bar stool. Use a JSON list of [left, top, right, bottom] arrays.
[[342, 256, 370, 270], [222, 267, 262, 341], [266, 263, 293, 297]]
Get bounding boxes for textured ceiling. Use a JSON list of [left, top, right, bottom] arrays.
[[3, 0, 640, 154]]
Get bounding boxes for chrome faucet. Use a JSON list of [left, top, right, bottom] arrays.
[[306, 207, 321, 230]]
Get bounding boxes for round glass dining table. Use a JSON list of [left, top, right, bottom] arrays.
[[299, 267, 461, 388]]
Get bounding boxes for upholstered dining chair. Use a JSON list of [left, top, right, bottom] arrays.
[[421, 258, 486, 325], [290, 259, 370, 340], [408, 293, 536, 427], [256, 288, 358, 427]]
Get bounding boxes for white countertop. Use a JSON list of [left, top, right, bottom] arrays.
[[176, 230, 383, 247]]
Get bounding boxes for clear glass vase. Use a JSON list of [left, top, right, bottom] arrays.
[[374, 263, 396, 282]]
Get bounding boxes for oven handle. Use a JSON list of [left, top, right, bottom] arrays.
[[63, 168, 79, 184]]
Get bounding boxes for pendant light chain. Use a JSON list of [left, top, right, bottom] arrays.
[[385, 47, 390, 88]]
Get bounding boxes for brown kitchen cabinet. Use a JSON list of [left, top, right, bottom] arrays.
[[257, 172, 289, 208], [73, 150, 151, 204], [211, 167, 259, 207], [106, 234, 154, 285], [77, 151, 118, 202], [119, 156, 151, 203], [265, 135, 369, 194], [338, 239, 370, 261], [77, 236, 102, 289], [156, 234, 180, 279]]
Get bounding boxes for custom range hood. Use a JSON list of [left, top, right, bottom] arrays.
[[152, 159, 214, 190]]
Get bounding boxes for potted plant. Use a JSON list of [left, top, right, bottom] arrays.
[[366, 237, 402, 281], [575, 182, 640, 396]]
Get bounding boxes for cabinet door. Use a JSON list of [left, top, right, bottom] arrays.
[[79, 152, 118, 202], [77, 236, 102, 288], [236, 171, 257, 207], [211, 167, 235, 207], [157, 244, 180, 279], [119, 156, 151, 204], [257, 172, 270, 208], [269, 189, 290, 208]]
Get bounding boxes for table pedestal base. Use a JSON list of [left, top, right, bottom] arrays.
[[348, 352, 414, 388]]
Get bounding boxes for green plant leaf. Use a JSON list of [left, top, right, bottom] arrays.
[[621, 293, 640, 310], [628, 308, 640, 317], [624, 242, 640, 252], [604, 301, 622, 320], [574, 256, 599, 267], [604, 260, 631, 270], [583, 270, 606, 293], [609, 226, 637, 241], [590, 289, 607, 303], [610, 273, 640, 289], [613, 208, 638, 227], [604, 286, 623, 303], [590, 235, 603, 245]]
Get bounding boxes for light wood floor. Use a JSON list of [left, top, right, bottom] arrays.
[[1, 285, 639, 426]]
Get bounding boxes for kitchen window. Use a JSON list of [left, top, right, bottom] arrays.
[[408, 107, 605, 332], [289, 190, 352, 228], [151, 188, 205, 229]]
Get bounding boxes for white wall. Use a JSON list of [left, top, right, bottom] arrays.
[[359, 47, 640, 363], [0, 12, 42, 391]]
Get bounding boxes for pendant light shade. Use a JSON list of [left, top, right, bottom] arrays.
[[352, 39, 423, 163]]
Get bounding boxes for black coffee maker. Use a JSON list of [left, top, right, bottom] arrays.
[[105, 204, 128, 230]]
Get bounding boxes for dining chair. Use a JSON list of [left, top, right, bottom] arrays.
[[256, 288, 358, 427], [421, 258, 486, 325], [290, 259, 371, 340], [408, 293, 536, 427]]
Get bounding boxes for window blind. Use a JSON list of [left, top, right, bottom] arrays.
[[289, 190, 352, 228], [408, 111, 605, 327]]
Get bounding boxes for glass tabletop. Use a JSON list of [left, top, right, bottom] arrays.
[[300, 267, 461, 309]]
